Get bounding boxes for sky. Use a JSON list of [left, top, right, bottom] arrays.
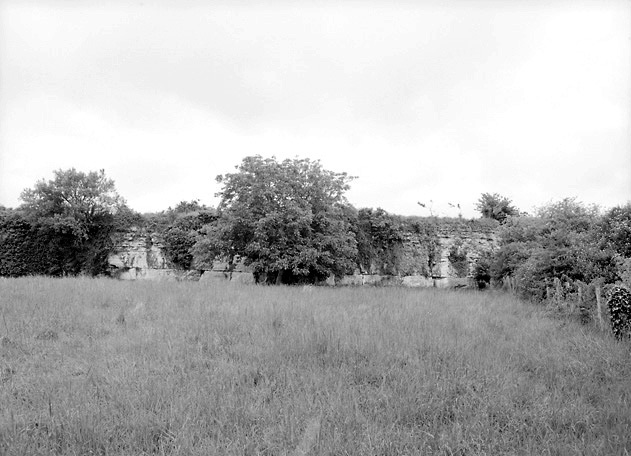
[[1, 1, 630, 219]]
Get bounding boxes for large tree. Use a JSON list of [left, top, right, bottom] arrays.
[[195, 156, 357, 284], [17, 168, 125, 275], [20, 168, 123, 231]]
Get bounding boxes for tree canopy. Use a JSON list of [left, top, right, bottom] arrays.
[[599, 203, 631, 257], [20, 168, 124, 232], [194, 156, 357, 284], [475, 192, 519, 222], [12, 168, 126, 275]]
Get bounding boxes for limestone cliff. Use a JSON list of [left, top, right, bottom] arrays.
[[108, 227, 200, 281], [108, 219, 498, 287], [340, 220, 498, 287], [430, 224, 497, 287]]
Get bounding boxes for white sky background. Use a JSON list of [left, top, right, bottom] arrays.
[[1, 1, 630, 218]]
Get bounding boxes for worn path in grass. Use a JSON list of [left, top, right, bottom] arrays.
[[0, 277, 630, 455]]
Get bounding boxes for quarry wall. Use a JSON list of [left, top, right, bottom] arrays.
[[108, 220, 498, 287], [107, 227, 201, 281]]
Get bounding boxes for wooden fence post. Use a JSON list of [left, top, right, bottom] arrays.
[[554, 277, 562, 308], [546, 285, 551, 302], [595, 285, 604, 331]]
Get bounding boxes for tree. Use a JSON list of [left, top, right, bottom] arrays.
[[170, 200, 210, 214], [20, 168, 123, 233], [162, 205, 216, 270], [599, 203, 631, 257], [535, 197, 599, 234], [475, 193, 519, 222], [194, 156, 357, 284], [17, 168, 125, 275]]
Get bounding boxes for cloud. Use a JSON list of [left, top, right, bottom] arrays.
[[0, 3, 548, 129], [1, 1, 629, 216]]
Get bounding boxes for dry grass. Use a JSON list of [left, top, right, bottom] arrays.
[[0, 277, 630, 455]]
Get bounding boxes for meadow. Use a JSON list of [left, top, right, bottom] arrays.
[[0, 277, 630, 455]]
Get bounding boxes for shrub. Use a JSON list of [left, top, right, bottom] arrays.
[[475, 192, 519, 222], [448, 240, 469, 278], [355, 208, 404, 275], [488, 199, 620, 302], [599, 203, 631, 257], [0, 212, 84, 276], [473, 251, 493, 289]]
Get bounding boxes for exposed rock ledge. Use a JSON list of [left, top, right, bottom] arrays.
[[108, 228, 200, 281], [108, 225, 497, 287]]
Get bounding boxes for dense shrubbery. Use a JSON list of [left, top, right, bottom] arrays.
[[0, 211, 75, 276], [488, 199, 631, 308], [354, 208, 405, 275], [600, 204, 631, 257], [0, 210, 119, 277], [404, 215, 499, 232], [0, 169, 127, 277], [448, 239, 469, 278], [472, 251, 493, 289], [161, 202, 216, 269]]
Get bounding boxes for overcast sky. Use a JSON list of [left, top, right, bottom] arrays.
[[1, 1, 629, 218]]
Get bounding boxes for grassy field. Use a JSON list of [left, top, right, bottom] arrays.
[[0, 277, 630, 455]]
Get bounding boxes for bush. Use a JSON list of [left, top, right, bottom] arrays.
[[1, 168, 127, 277], [0, 212, 84, 276], [355, 208, 404, 275], [600, 203, 631, 257], [475, 192, 519, 222], [473, 252, 493, 289], [448, 240, 469, 278], [488, 199, 622, 302], [617, 257, 631, 289]]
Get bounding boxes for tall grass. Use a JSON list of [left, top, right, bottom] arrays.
[[0, 277, 629, 455]]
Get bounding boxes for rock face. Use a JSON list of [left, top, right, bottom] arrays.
[[339, 222, 498, 288], [108, 228, 201, 281], [431, 225, 497, 287], [108, 221, 498, 287], [198, 255, 256, 285]]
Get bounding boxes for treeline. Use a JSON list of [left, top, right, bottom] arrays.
[[0, 193, 212, 277], [1, 160, 630, 306]]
